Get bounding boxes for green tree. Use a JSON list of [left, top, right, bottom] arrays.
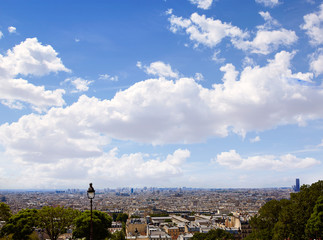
[[111, 230, 126, 240], [112, 213, 118, 221], [305, 196, 323, 239], [0, 203, 11, 222], [272, 201, 294, 240], [247, 180, 323, 240], [37, 206, 80, 240], [0, 209, 38, 240], [245, 199, 287, 240], [287, 180, 323, 240], [116, 213, 128, 223], [73, 210, 112, 240], [191, 229, 234, 240]]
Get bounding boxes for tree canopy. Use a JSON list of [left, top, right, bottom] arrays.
[[37, 206, 80, 240], [73, 210, 112, 240], [116, 213, 128, 223], [305, 195, 323, 239], [246, 180, 323, 240], [191, 229, 234, 240], [0, 208, 38, 240], [0, 202, 11, 222]]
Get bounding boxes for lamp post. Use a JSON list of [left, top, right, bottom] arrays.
[[87, 183, 95, 240]]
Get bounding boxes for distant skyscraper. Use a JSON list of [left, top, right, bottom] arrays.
[[292, 178, 300, 192]]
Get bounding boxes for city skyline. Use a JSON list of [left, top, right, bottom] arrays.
[[0, 0, 323, 189]]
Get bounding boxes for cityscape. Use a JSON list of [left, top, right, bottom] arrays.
[[0, 183, 294, 239]]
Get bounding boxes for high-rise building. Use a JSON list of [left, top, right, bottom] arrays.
[[292, 178, 300, 192]]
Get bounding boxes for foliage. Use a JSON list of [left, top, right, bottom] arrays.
[[246, 199, 288, 240], [246, 180, 323, 240], [37, 206, 80, 240], [112, 212, 118, 221], [0, 209, 38, 240], [0, 203, 11, 222], [116, 213, 128, 223], [191, 229, 234, 240], [111, 230, 126, 240], [73, 210, 112, 240], [305, 196, 323, 239]]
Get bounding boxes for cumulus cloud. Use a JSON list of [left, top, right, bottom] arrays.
[[137, 61, 179, 78], [0, 38, 69, 111], [310, 48, 323, 76], [255, 0, 280, 8], [169, 12, 297, 55], [233, 29, 297, 54], [189, 0, 214, 10], [301, 3, 323, 45], [214, 149, 320, 170], [90, 148, 190, 180], [8, 26, 16, 33], [0, 31, 3, 39], [64, 77, 93, 93], [0, 148, 190, 189], [2, 37, 70, 76], [258, 11, 279, 28], [169, 12, 246, 48], [1, 51, 323, 150]]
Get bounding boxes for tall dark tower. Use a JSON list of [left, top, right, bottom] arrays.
[[296, 178, 300, 192], [293, 178, 300, 192]]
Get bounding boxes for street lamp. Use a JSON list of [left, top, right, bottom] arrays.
[[87, 183, 95, 240]]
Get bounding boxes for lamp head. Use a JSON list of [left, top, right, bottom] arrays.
[[87, 183, 95, 199]]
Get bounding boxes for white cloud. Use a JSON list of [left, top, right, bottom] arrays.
[[189, 0, 214, 10], [0, 147, 190, 189], [99, 74, 119, 81], [194, 72, 204, 81], [255, 0, 280, 8], [301, 3, 323, 45], [2, 37, 70, 77], [168, 15, 191, 34], [1, 99, 24, 110], [0, 38, 69, 111], [232, 29, 297, 55], [64, 77, 93, 93], [138, 61, 179, 78], [178, 13, 246, 48], [258, 11, 279, 28], [242, 57, 256, 67], [212, 50, 225, 63], [90, 148, 190, 180], [8, 26, 16, 33], [0, 31, 3, 39], [169, 12, 297, 55], [215, 149, 320, 170], [165, 8, 173, 15], [136, 61, 143, 69], [310, 48, 323, 76], [250, 136, 261, 143], [3, 51, 323, 173], [290, 72, 314, 82]]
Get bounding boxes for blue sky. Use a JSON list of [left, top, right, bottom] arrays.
[[0, 0, 323, 189]]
